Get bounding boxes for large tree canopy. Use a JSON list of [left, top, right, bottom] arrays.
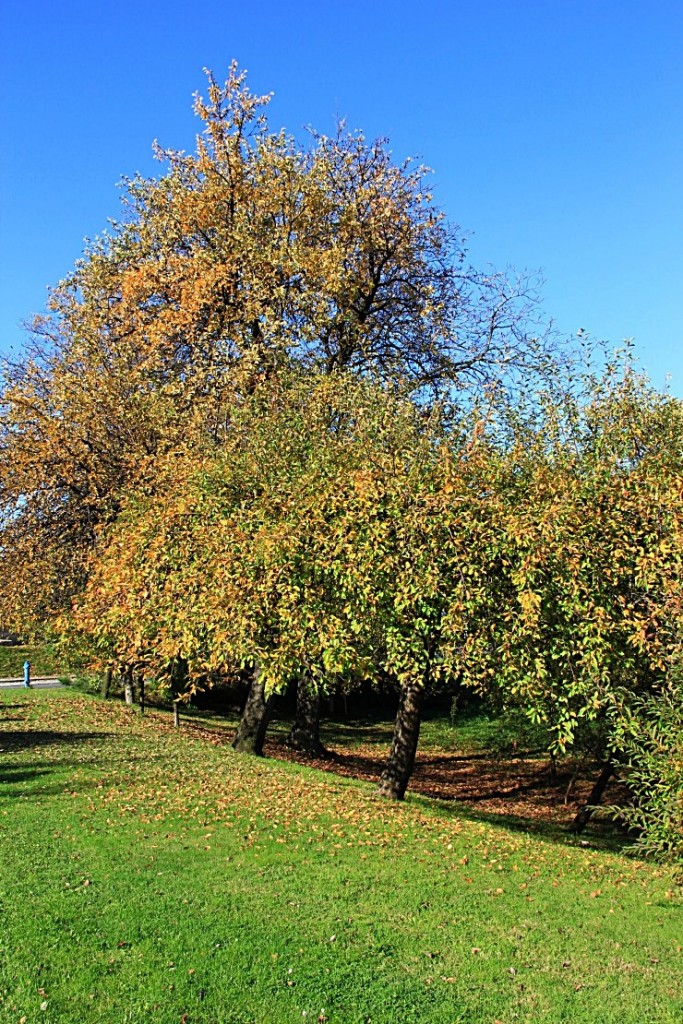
[[36, 64, 550, 393], [0, 64, 553, 636]]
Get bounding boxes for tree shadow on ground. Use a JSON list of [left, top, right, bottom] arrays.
[[0, 744, 169, 801], [318, 719, 396, 748], [0, 704, 28, 719], [0, 730, 112, 753], [419, 793, 634, 854], [0, 763, 52, 785], [0, 732, 114, 794]]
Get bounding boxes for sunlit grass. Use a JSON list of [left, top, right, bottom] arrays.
[[1, 689, 681, 1023]]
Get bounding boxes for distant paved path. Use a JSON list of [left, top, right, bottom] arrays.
[[0, 678, 62, 689]]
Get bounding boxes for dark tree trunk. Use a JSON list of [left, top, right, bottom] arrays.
[[170, 656, 189, 697], [123, 666, 135, 705], [287, 673, 324, 756], [101, 666, 112, 699], [138, 675, 145, 714], [569, 761, 614, 833], [377, 680, 425, 800], [232, 669, 272, 756]]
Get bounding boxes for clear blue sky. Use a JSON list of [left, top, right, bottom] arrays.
[[1, 1, 681, 391]]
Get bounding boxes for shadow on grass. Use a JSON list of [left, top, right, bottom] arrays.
[[0, 730, 112, 753], [0, 746, 171, 803], [422, 793, 635, 854], [0, 731, 114, 793], [321, 720, 395, 748], [0, 763, 52, 785]]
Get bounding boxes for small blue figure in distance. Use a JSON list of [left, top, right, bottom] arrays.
[[23, 660, 31, 688]]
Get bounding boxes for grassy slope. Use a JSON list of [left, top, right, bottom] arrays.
[[1, 690, 681, 1024], [0, 646, 63, 679]]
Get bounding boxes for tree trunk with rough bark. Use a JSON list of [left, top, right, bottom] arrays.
[[123, 665, 135, 705], [170, 656, 189, 697], [232, 669, 272, 755], [287, 673, 324, 756], [377, 680, 425, 800], [101, 666, 112, 699], [569, 761, 614, 833]]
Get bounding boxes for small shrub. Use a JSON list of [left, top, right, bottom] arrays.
[[60, 672, 102, 695]]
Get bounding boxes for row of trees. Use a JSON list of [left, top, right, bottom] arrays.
[[1, 66, 681, 851], [60, 366, 683, 809]]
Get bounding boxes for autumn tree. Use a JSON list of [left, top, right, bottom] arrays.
[[1, 62, 558, 644], [371, 362, 683, 802], [66, 372, 418, 723]]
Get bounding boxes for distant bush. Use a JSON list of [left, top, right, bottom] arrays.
[[60, 672, 101, 695]]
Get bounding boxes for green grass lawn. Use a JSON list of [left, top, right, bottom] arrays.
[[1, 690, 681, 1024], [0, 645, 64, 679]]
